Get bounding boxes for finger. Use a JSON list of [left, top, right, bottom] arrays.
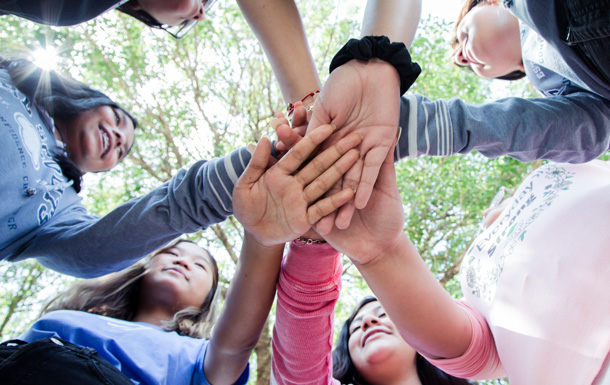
[[355, 138, 397, 209], [354, 146, 390, 209], [333, 159, 363, 229], [316, 212, 336, 235], [302, 148, 359, 203], [374, 143, 399, 188], [291, 101, 308, 128], [297, 132, 362, 186], [275, 123, 302, 152], [307, 96, 330, 135], [313, 179, 343, 235], [239, 138, 271, 186], [340, 157, 364, 200], [307, 188, 355, 225], [334, 199, 357, 230], [270, 115, 289, 130], [276, 124, 335, 175]]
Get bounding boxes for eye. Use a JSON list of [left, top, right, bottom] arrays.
[[195, 262, 206, 270], [378, 312, 387, 318], [350, 324, 361, 335], [113, 109, 121, 125], [118, 147, 124, 159]]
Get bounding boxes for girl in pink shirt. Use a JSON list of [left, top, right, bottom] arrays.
[[317, 155, 610, 384]]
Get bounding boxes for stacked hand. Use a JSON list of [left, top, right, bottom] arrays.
[[275, 59, 402, 233], [316, 146, 407, 266], [233, 124, 362, 247]]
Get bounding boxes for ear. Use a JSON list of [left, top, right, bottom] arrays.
[[126, 0, 142, 10], [518, 61, 525, 73]]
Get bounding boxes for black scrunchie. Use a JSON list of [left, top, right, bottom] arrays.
[[329, 35, 421, 95]]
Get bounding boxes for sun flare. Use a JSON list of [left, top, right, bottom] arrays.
[[31, 46, 59, 71]]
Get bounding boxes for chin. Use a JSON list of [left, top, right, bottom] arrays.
[[364, 345, 397, 363]]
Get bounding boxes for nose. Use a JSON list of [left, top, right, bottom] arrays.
[[191, 2, 203, 20], [113, 127, 125, 147], [361, 314, 380, 331], [173, 258, 191, 270]]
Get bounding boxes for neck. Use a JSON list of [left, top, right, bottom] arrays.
[[377, 370, 422, 385], [365, 356, 422, 385], [132, 307, 175, 327]]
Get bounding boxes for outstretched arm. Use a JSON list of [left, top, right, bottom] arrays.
[[204, 231, 284, 384], [396, 91, 610, 163], [319, 149, 473, 361], [204, 124, 362, 383], [303, 0, 422, 231], [237, 0, 321, 107], [271, 240, 342, 385], [361, 0, 421, 44]]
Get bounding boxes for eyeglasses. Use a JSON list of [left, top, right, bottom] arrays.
[[158, 0, 219, 39], [117, 0, 219, 39]]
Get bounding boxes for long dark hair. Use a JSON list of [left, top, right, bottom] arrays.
[[41, 239, 220, 338], [0, 57, 138, 192], [332, 297, 474, 385]]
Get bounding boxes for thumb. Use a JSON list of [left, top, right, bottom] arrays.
[[307, 98, 331, 135], [376, 140, 399, 192], [240, 137, 271, 186]]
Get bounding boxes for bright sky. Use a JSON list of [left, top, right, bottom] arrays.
[[422, 0, 461, 21]]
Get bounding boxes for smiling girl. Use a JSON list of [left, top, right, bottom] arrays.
[[18, 240, 243, 385], [0, 56, 254, 277], [9, 124, 361, 384]]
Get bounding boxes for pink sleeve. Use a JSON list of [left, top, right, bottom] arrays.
[[423, 300, 506, 380], [270, 242, 342, 385]]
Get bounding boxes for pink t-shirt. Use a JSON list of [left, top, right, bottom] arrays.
[[429, 161, 610, 384]]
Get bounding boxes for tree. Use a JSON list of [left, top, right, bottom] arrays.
[[0, 5, 535, 385]]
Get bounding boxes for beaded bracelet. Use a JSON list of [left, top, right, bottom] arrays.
[[329, 35, 421, 95], [293, 237, 327, 247]]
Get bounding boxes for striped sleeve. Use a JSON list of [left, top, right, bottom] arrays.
[[396, 91, 610, 163], [30, 147, 252, 278]]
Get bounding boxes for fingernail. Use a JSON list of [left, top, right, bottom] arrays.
[[246, 143, 256, 154], [270, 117, 282, 129], [331, 123, 337, 131]]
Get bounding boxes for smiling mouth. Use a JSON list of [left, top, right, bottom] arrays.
[[166, 267, 189, 281], [362, 329, 388, 347], [100, 128, 110, 157]]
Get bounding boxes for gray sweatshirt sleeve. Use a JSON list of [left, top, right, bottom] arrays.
[[28, 147, 252, 278], [395, 92, 610, 163]]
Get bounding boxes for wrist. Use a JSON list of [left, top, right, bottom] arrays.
[[329, 35, 421, 95], [244, 231, 286, 251], [285, 241, 340, 282], [349, 235, 411, 268], [287, 90, 319, 117]]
